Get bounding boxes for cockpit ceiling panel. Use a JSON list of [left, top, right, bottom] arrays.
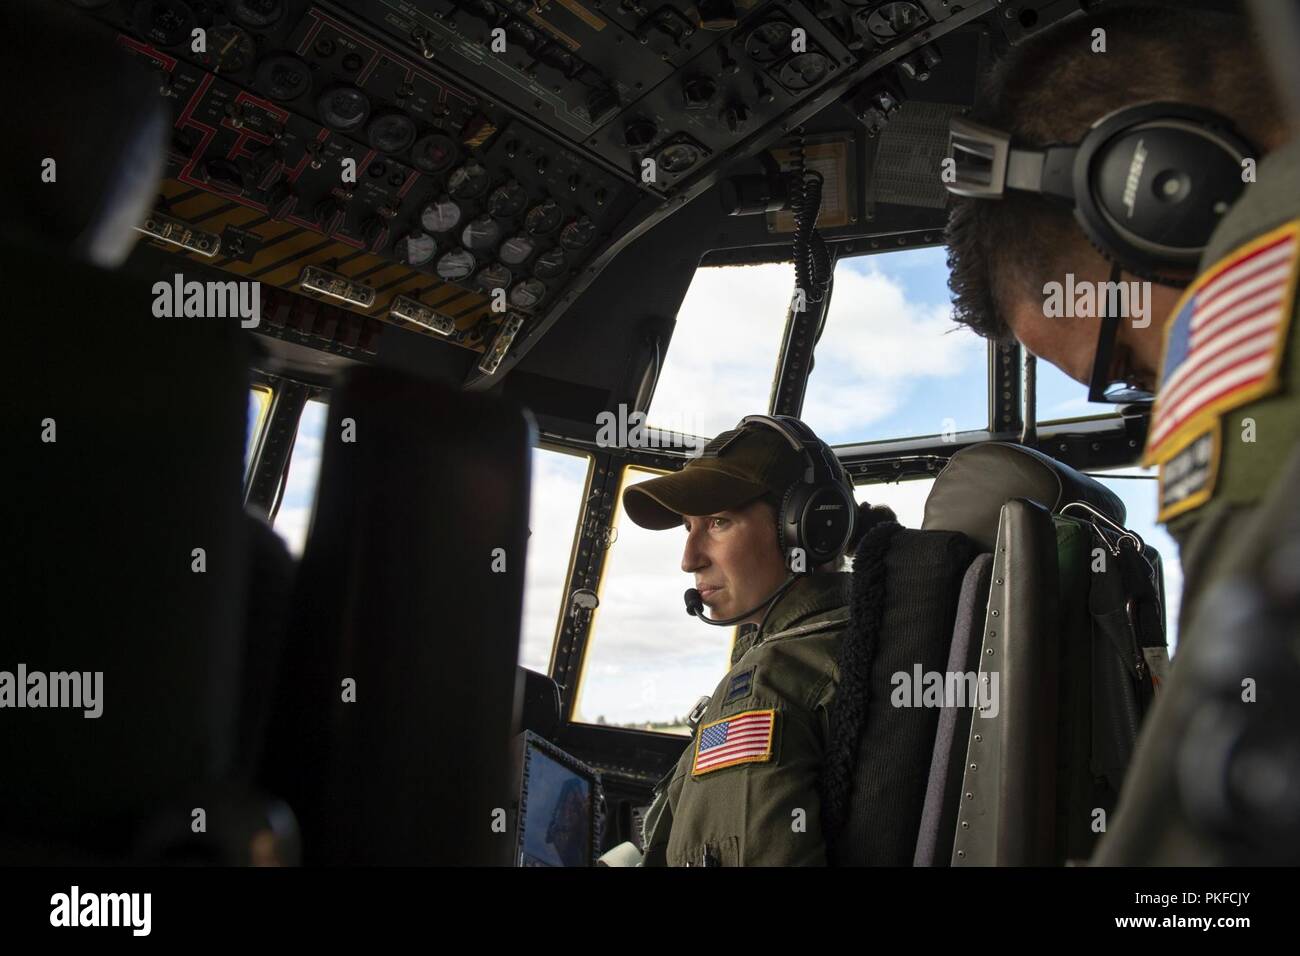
[[144, 178, 502, 351]]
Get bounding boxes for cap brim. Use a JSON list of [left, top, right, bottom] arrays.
[[622, 469, 769, 530]]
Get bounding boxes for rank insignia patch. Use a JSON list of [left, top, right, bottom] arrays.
[[692, 709, 776, 776], [724, 667, 755, 705], [1145, 220, 1300, 469]]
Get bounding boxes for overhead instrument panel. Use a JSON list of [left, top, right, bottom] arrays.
[[66, 0, 996, 370]]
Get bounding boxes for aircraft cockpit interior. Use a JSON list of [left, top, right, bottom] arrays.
[[5, 0, 1300, 900]]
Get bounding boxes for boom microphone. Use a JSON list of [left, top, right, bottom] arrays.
[[683, 575, 799, 626]]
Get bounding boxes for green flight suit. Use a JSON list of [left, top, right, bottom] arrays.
[[640, 572, 853, 866], [1145, 136, 1300, 628], [1095, 136, 1300, 864]]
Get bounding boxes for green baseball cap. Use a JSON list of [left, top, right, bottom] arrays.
[[622, 424, 808, 530]]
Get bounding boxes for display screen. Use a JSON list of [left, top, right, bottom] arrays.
[[518, 744, 593, 867]]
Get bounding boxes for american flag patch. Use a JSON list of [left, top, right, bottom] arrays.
[[692, 709, 776, 776], [1144, 220, 1300, 465]]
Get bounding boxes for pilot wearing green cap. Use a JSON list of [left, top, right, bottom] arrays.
[[607, 415, 891, 866]]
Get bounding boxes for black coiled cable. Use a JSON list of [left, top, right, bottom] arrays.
[[790, 149, 831, 305]]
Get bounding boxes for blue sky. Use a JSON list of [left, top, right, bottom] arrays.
[[257, 247, 1182, 731]]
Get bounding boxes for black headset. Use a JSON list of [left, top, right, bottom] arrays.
[[735, 414, 857, 569], [947, 101, 1256, 283]]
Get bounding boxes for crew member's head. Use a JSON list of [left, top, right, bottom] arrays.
[[945, 3, 1289, 392], [621, 417, 891, 626]]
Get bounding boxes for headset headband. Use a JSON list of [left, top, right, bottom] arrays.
[[737, 414, 848, 489]]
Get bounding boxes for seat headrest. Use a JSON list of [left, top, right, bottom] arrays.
[[921, 443, 1126, 552]]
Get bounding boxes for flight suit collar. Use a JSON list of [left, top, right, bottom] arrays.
[[729, 572, 853, 665]]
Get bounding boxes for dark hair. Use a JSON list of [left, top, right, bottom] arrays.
[[946, 4, 1282, 341]]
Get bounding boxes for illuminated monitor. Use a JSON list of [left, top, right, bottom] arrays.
[[514, 732, 603, 867]]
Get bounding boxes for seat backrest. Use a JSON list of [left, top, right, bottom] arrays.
[[919, 441, 1165, 865], [830, 527, 979, 866], [257, 366, 533, 865]]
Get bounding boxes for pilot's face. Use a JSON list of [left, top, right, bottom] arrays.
[[1005, 256, 1186, 392], [681, 499, 789, 626]]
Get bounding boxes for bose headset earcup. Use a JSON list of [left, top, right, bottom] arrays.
[[738, 415, 856, 568], [1073, 102, 1255, 280]]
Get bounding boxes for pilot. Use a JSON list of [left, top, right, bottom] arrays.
[[942, 2, 1297, 632], [609, 416, 893, 866], [942, 3, 1300, 862]]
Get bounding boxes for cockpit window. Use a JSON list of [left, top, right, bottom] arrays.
[[647, 262, 795, 439], [801, 246, 989, 445], [245, 385, 272, 479], [520, 447, 591, 674], [1036, 359, 1121, 423], [272, 398, 328, 557], [572, 465, 733, 735]]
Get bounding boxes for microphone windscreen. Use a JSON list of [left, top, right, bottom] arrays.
[[683, 588, 703, 616]]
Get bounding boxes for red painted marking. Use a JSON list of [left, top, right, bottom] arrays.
[[397, 170, 421, 199], [304, 8, 476, 107], [297, 19, 324, 57], [116, 34, 177, 71]]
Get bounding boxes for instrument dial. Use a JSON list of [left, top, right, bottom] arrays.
[[317, 87, 370, 132], [448, 162, 490, 199], [204, 24, 255, 74], [509, 279, 547, 309], [524, 198, 562, 236], [412, 132, 457, 173], [436, 249, 476, 281], [421, 196, 463, 234], [461, 216, 503, 253], [397, 232, 437, 267], [498, 236, 535, 266], [531, 247, 566, 279]]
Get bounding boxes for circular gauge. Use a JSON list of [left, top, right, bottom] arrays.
[[531, 247, 566, 279], [232, 0, 285, 28], [461, 216, 502, 252], [498, 235, 535, 266], [420, 196, 463, 233], [476, 264, 512, 291], [412, 132, 457, 173], [367, 112, 417, 154], [397, 231, 437, 267], [133, 0, 195, 47], [867, 1, 925, 41], [657, 142, 702, 175], [487, 181, 528, 218], [510, 279, 547, 309], [317, 87, 370, 131], [525, 199, 562, 236], [436, 249, 476, 281], [204, 24, 255, 74], [448, 162, 490, 199], [256, 54, 311, 101], [745, 20, 794, 64], [778, 52, 829, 91], [559, 217, 595, 250]]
